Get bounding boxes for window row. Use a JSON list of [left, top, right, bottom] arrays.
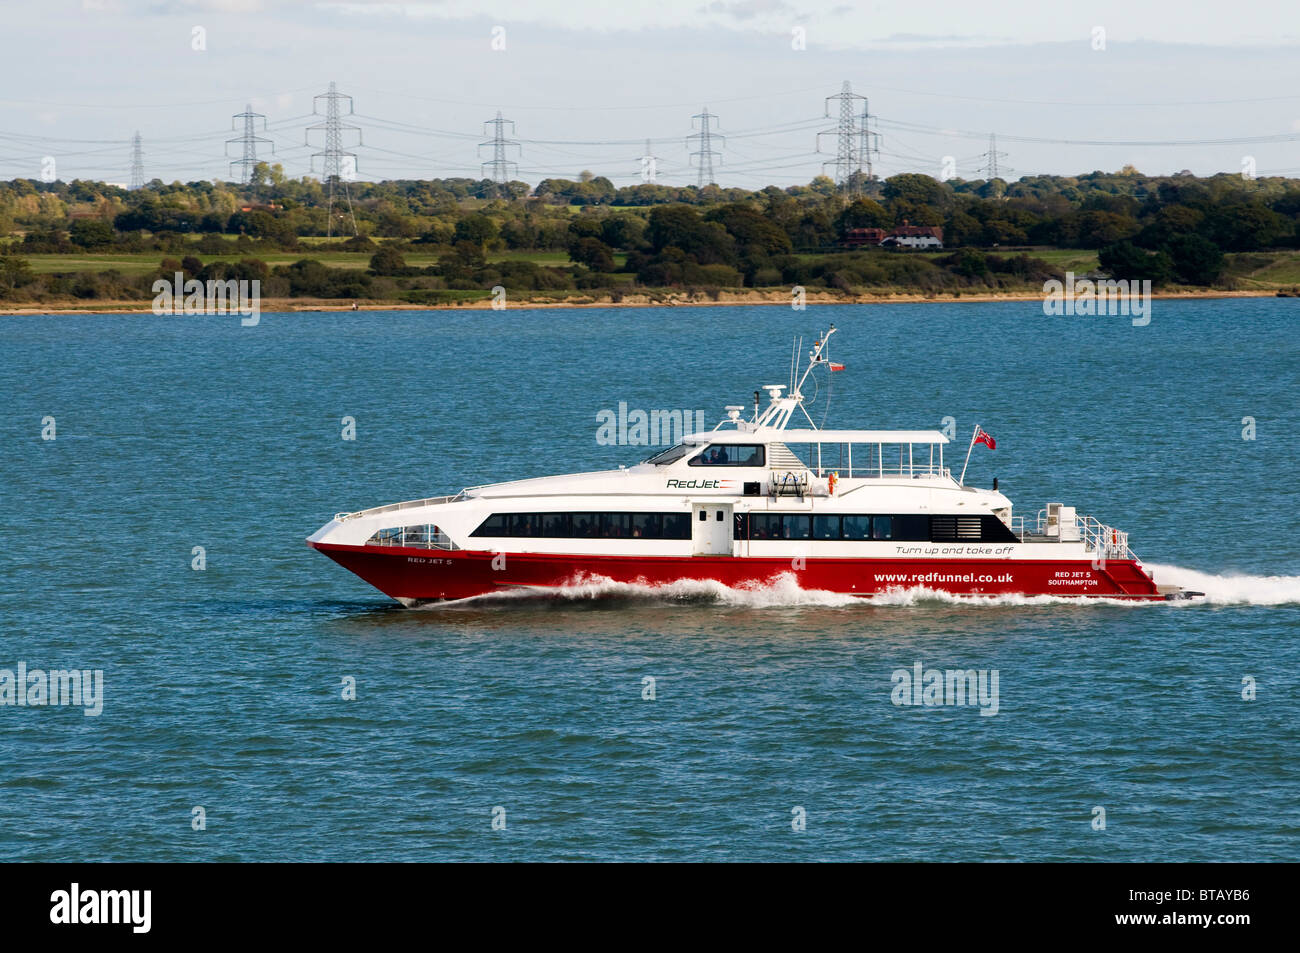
[[471, 512, 693, 540], [468, 511, 1019, 544], [740, 513, 1018, 543]]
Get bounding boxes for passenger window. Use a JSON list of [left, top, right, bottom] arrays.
[[784, 515, 811, 540], [813, 516, 840, 540], [842, 515, 871, 540], [661, 514, 691, 539], [872, 516, 893, 540], [632, 513, 662, 539], [600, 513, 630, 538], [508, 514, 539, 537]]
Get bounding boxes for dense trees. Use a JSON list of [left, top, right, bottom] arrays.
[[2, 165, 1300, 302]]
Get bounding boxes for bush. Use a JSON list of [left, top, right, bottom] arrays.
[[1164, 234, 1224, 285], [1098, 241, 1173, 285], [69, 219, 116, 249], [369, 244, 407, 275]]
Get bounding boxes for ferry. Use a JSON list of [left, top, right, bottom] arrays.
[[307, 326, 1199, 605]]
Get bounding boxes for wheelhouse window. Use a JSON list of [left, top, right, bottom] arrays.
[[688, 444, 765, 467], [643, 443, 695, 466]]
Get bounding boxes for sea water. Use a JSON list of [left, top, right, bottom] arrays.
[[1, 299, 1296, 860]]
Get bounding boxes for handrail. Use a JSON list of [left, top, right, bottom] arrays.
[[336, 493, 464, 522], [818, 466, 953, 480], [1014, 510, 1135, 560]]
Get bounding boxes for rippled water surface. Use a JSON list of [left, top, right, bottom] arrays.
[[1, 300, 1297, 861]]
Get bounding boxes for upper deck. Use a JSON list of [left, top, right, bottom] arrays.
[[678, 427, 954, 481]]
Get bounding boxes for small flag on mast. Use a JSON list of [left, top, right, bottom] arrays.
[[973, 427, 996, 450]]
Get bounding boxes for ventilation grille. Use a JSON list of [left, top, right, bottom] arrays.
[[931, 516, 984, 541]]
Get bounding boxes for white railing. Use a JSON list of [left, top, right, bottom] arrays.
[[1079, 515, 1134, 561], [1014, 511, 1135, 560], [336, 492, 465, 522], [818, 466, 952, 480]]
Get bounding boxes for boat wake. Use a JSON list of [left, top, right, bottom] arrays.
[[419, 566, 1300, 610], [1144, 563, 1300, 606]]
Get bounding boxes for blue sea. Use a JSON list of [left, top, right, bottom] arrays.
[[1, 299, 1297, 861]]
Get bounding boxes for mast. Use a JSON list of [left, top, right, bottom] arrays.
[[754, 326, 838, 432]]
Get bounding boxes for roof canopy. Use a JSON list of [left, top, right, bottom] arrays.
[[685, 428, 950, 445]]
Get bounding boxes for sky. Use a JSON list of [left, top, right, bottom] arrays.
[[2, 0, 1300, 188]]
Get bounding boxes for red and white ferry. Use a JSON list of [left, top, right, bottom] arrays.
[[308, 326, 1198, 605]]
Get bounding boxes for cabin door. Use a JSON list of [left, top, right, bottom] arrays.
[[692, 503, 733, 556]]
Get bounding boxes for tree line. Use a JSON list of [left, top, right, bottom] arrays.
[[2, 163, 1299, 302]]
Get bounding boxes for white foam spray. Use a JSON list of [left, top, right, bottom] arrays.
[[1143, 563, 1300, 606], [418, 566, 1300, 610]]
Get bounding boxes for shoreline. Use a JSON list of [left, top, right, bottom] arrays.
[[0, 287, 1288, 315]]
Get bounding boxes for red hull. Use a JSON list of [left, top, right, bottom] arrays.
[[308, 542, 1165, 602]]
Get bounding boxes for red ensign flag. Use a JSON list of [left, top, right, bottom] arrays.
[[974, 427, 996, 450]]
